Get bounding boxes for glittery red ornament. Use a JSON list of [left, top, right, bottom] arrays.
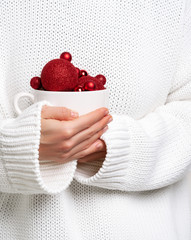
[[60, 52, 72, 62], [30, 77, 42, 90], [76, 67, 81, 78], [74, 85, 85, 92], [41, 59, 78, 91], [84, 80, 96, 91], [80, 70, 88, 77], [78, 76, 93, 87], [78, 76, 89, 87], [94, 79, 105, 90], [95, 74, 106, 85]]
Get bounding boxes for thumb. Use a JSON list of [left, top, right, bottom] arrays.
[[41, 105, 79, 121]]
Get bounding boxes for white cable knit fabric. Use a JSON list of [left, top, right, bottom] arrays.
[[0, 0, 191, 239]]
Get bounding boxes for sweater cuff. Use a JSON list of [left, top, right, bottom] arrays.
[[74, 114, 132, 190], [0, 101, 77, 194]]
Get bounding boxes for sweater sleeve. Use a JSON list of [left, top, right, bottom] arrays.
[[0, 100, 77, 195], [74, 2, 191, 191]]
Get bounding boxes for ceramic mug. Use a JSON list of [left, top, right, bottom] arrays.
[[13, 89, 109, 116]]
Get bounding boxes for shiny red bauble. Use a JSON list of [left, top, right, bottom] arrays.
[[74, 85, 85, 92], [84, 80, 96, 91], [80, 70, 88, 77], [30, 77, 42, 90], [41, 59, 78, 91], [95, 74, 106, 85], [60, 52, 72, 62], [94, 79, 105, 90]]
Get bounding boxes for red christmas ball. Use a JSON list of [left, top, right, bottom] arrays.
[[94, 80, 105, 90], [41, 59, 78, 91], [76, 67, 81, 78], [84, 80, 96, 91], [95, 74, 106, 85], [78, 75, 104, 90], [78, 76, 93, 87], [74, 85, 85, 92], [60, 52, 72, 62], [80, 70, 88, 77], [30, 77, 42, 90], [90, 77, 105, 90], [96, 82, 105, 90], [78, 76, 89, 86]]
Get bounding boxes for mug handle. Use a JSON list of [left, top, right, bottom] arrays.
[[14, 92, 35, 115]]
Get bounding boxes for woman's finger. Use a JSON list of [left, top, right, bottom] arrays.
[[63, 107, 109, 136], [41, 105, 79, 121], [63, 114, 111, 147], [59, 124, 108, 158], [67, 137, 106, 161]]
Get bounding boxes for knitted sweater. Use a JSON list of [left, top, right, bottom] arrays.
[[0, 0, 191, 239]]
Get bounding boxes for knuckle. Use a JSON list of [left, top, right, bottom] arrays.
[[61, 140, 73, 152], [66, 128, 73, 138], [61, 127, 73, 139], [86, 128, 95, 138]]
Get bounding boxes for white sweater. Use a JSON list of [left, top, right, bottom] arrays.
[[0, 0, 191, 239]]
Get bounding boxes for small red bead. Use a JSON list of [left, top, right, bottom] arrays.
[[60, 52, 72, 62], [30, 77, 42, 90], [74, 85, 85, 92], [76, 67, 81, 78], [95, 74, 106, 85], [84, 80, 96, 91], [80, 70, 88, 77]]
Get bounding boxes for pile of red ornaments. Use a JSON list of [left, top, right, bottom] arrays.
[[30, 52, 106, 92]]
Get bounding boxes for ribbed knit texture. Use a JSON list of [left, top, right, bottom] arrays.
[[0, 100, 77, 194], [0, 0, 191, 239]]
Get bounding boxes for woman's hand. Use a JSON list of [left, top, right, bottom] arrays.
[[39, 105, 112, 163], [77, 139, 107, 163]]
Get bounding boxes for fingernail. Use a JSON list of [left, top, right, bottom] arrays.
[[96, 142, 102, 149], [71, 111, 79, 117], [105, 110, 109, 115], [108, 117, 113, 123]]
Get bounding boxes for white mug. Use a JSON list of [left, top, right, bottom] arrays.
[[14, 89, 109, 116]]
